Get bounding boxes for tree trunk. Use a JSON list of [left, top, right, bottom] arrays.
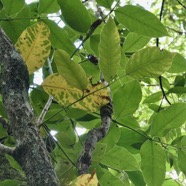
[[0, 29, 59, 185]]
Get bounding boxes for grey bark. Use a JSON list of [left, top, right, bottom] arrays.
[[0, 28, 59, 185], [77, 103, 113, 175]]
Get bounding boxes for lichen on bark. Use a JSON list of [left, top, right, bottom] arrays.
[[0, 28, 59, 186]]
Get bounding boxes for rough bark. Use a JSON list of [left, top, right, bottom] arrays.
[[0, 29, 59, 185], [77, 103, 113, 175]]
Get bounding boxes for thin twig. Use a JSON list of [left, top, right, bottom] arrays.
[[176, 0, 186, 9], [112, 119, 152, 140], [166, 26, 185, 35], [156, 0, 165, 47], [159, 76, 171, 105], [37, 55, 54, 126], [70, 0, 120, 58], [156, 0, 171, 105]]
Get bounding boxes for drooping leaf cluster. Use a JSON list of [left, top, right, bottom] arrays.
[[0, 0, 186, 185]]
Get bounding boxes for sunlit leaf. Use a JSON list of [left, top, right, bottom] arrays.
[[123, 32, 150, 52], [101, 145, 139, 171], [42, 74, 109, 112], [99, 17, 121, 82], [55, 49, 88, 90], [126, 47, 174, 79], [113, 80, 142, 119], [57, 0, 91, 33], [151, 103, 186, 137], [168, 53, 186, 73], [15, 22, 51, 74], [115, 5, 169, 37], [140, 140, 166, 186]]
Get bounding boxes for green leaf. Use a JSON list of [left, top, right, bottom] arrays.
[[56, 130, 76, 149], [143, 91, 162, 104], [44, 19, 76, 55], [38, 0, 60, 14], [151, 103, 186, 137], [99, 17, 121, 82], [163, 180, 180, 186], [101, 145, 139, 171], [1, 0, 25, 16], [99, 171, 125, 186], [115, 5, 169, 37], [57, 0, 91, 33], [0, 124, 7, 138], [168, 87, 186, 94], [92, 143, 107, 163], [96, 0, 114, 8], [1, 6, 31, 44], [5, 154, 23, 173], [168, 53, 186, 73], [117, 128, 146, 154], [174, 75, 185, 87], [0, 180, 21, 186], [140, 140, 166, 186], [99, 124, 121, 152], [178, 136, 186, 175], [126, 171, 146, 186], [126, 47, 174, 79], [123, 32, 150, 52], [55, 49, 88, 90], [90, 34, 100, 57], [113, 80, 142, 119]]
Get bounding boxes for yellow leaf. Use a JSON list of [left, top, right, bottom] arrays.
[[15, 22, 51, 74], [69, 172, 98, 186], [42, 74, 109, 112]]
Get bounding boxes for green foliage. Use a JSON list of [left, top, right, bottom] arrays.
[[1, 0, 186, 185], [123, 32, 150, 52], [151, 103, 186, 137], [57, 0, 91, 33], [115, 5, 169, 37], [99, 17, 121, 82], [101, 145, 139, 171], [1, 0, 25, 16], [38, 0, 60, 14], [126, 47, 174, 79], [113, 80, 142, 119], [140, 140, 166, 186]]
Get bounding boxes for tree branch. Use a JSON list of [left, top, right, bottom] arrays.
[[0, 28, 59, 185], [77, 103, 113, 175]]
